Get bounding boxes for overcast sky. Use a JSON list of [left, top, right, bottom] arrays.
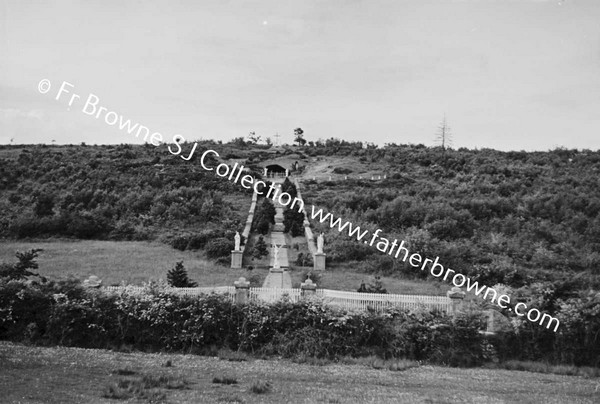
[[1, 0, 599, 151]]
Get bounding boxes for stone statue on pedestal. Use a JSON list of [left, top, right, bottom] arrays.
[[272, 243, 281, 269], [317, 233, 324, 253], [234, 231, 241, 251]]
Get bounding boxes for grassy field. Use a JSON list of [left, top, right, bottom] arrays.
[[0, 239, 240, 286], [1, 342, 598, 404], [0, 239, 447, 294]]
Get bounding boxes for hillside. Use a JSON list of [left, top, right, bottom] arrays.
[[1, 140, 600, 368], [2, 141, 598, 288]]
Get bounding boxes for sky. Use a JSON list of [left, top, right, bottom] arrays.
[[0, 0, 599, 151]]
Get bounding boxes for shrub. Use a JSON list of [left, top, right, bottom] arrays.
[[357, 276, 387, 294], [2, 280, 598, 368], [206, 238, 234, 259], [167, 261, 197, 288], [212, 376, 238, 385], [332, 167, 352, 174], [171, 235, 189, 251], [252, 236, 268, 259], [283, 209, 304, 236], [250, 380, 272, 394]]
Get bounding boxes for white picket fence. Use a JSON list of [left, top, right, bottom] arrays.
[[102, 286, 450, 313], [318, 289, 450, 313], [103, 285, 235, 296]]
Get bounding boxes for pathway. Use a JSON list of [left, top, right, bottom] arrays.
[[262, 179, 292, 289]]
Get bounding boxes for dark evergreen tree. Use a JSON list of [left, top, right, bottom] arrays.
[[167, 261, 197, 287], [0, 249, 44, 281], [283, 208, 304, 236], [252, 235, 269, 259], [281, 177, 297, 198]]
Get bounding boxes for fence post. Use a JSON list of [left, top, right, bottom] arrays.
[[301, 278, 317, 298], [446, 286, 465, 315], [234, 277, 250, 304]]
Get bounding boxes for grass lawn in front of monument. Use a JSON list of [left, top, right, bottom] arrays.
[[288, 265, 450, 296], [1, 341, 598, 404], [0, 239, 451, 294], [0, 239, 239, 286]]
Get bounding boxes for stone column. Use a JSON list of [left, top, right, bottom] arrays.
[[301, 278, 317, 298], [231, 250, 243, 269], [234, 277, 250, 304], [313, 253, 326, 271], [446, 286, 465, 315]]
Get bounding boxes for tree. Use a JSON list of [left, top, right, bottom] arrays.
[[435, 115, 452, 151], [283, 208, 304, 236], [247, 131, 261, 144], [167, 261, 197, 287], [265, 137, 273, 147], [34, 194, 54, 217], [0, 249, 45, 281], [294, 128, 306, 146], [252, 235, 269, 259], [281, 177, 297, 198]]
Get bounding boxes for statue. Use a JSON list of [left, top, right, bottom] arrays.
[[317, 233, 324, 254], [272, 243, 282, 269], [263, 167, 268, 176], [234, 231, 241, 251]]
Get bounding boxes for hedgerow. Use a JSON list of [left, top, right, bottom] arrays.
[[2, 279, 598, 367]]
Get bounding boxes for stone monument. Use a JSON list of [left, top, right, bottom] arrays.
[[234, 231, 241, 251], [271, 243, 283, 272], [231, 231, 243, 269], [314, 233, 326, 271]]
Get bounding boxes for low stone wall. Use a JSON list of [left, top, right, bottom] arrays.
[[294, 179, 317, 255], [240, 191, 258, 254]]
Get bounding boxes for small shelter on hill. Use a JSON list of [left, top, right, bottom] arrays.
[[265, 164, 286, 176]]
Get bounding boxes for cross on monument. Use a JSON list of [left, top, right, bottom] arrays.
[[274, 132, 281, 147]]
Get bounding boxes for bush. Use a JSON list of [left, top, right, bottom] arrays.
[[206, 238, 234, 259], [357, 276, 387, 294], [283, 209, 304, 236], [252, 235, 269, 259], [332, 167, 352, 174], [1, 280, 598, 368], [250, 380, 272, 394], [171, 236, 189, 251], [166, 261, 197, 288]]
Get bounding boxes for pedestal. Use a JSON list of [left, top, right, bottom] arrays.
[[231, 250, 243, 269], [313, 253, 326, 271]]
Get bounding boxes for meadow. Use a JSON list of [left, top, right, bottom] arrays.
[[1, 341, 598, 404], [0, 239, 447, 295]]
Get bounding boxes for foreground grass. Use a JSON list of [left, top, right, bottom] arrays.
[[1, 342, 598, 404]]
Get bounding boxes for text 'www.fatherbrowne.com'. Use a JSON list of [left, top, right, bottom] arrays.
[[308, 206, 560, 332]]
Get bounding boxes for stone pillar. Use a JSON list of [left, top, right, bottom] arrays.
[[231, 250, 243, 269], [313, 253, 326, 271], [234, 277, 250, 304], [301, 278, 317, 298], [446, 286, 465, 315]]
